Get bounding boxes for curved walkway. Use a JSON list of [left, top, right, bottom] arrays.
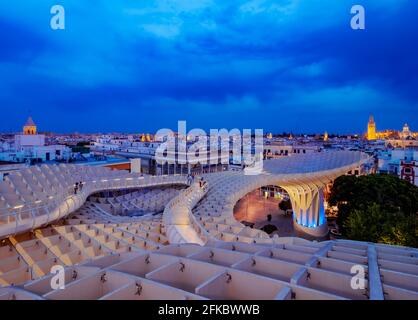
[[162, 181, 212, 245], [0, 165, 187, 239], [2, 153, 418, 300], [1, 151, 367, 244], [166, 151, 369, 244]]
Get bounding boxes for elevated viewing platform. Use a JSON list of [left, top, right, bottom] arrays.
[[187, 151, 370, 243], [0, 151, 417, 300], [0, 164, 187, 239]]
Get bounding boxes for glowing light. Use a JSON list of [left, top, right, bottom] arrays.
[[367, 115, 377, 141]]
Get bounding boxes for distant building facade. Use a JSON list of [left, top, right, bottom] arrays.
[[0, 117, 71, 163], [92, 134, 229, 175], [377, 148, 418, 186], [263, 142, 321, 159]]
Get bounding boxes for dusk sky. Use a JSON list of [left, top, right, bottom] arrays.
[[0, 0, 417, 134]]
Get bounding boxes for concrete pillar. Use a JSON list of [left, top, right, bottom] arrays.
[[130, 158, 141, 173], [284, 185, 328, 239]]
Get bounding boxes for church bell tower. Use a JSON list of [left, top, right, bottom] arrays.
[[23, 116, 37, 135], [367, 115, 376, 141]]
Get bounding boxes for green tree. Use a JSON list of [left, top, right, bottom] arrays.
[[329, 174, 418, 247]]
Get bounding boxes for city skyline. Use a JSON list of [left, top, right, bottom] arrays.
[[1, 0, 418, 133], [0, 114, 415, 137]]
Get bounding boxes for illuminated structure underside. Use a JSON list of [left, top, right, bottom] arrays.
[[0, 152, 417, 300]]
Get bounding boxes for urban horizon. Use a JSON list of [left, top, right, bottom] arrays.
[[0, 114, 414, 137]]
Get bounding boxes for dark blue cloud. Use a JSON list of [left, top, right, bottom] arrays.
[[0, 0, 417, 134]]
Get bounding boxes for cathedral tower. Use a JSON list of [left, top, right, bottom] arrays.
[[367, 115, 376, 141]]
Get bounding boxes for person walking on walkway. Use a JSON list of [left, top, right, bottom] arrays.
[[199, 177, 206, 188]]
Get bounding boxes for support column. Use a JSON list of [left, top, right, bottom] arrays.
[[284, 184, 328, 239]]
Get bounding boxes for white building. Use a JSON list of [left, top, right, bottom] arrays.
[[377, 148, 418, 186], [0, 117, 71, 163], [91, 134, 229, 175], [264, 141, 321, 159]]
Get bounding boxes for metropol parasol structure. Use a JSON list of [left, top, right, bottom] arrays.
[[0, 151, 417, 300]]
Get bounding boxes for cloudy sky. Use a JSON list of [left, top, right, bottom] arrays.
[[0, 0, 417, 134]]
